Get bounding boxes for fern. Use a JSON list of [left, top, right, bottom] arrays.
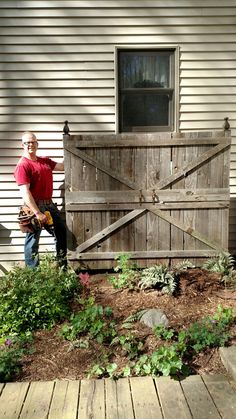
[[203, 252, 235, 275], [138, 265, 177, 294], [173, 260, 195, 272]]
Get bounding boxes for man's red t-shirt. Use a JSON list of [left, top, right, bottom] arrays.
[[14, 156, 57, 201]]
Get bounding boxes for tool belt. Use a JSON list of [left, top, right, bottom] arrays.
[[17, 206, 41, 233]]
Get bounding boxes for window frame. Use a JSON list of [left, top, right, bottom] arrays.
[[115, 45, 179, 134]]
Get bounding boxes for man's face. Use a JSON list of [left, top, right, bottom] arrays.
[[22, 135, 38, 154]]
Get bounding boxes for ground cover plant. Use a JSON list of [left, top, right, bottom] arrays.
[[0, 255, 79, 381], [0, 252, 236, 382]]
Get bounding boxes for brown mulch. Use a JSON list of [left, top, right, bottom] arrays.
[[16, 268, 236, 381]]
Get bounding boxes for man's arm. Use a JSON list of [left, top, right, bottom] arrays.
[[19, 184, 47, 223], [54, 161, 64, 171]]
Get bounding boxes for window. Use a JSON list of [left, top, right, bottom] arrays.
[[117, 49, 176, 132]]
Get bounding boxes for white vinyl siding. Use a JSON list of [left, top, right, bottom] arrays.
[[0, 0, 236, 272]]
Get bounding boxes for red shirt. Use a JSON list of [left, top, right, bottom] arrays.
[[14, 156, 57, 201]]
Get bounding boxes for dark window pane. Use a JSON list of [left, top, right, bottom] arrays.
[[119, 51, 172, 89], [121, 94, 170, 131]]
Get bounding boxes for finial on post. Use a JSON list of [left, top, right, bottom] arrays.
[[223, 117, 230, 131], [63, 120, 70, 135]]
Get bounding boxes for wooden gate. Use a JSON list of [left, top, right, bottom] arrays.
[[63, 131, 231, 269]]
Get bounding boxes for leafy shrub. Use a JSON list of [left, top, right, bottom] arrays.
[[138, 264, 177, 294], [88, 362, 118, 379], [111, 332, 144, 360], [61, 297, 117, 344], [184, 305, 234, 353], [0, 334, 32, 382], [0, 255, 79, 335], [133, 345, 183, 377], [203, 252, 235, 275], [108, 253, 138, 289]]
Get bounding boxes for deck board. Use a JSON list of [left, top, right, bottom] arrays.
[[0, 382, 29, 418], [1, 374, 236, 419], [130, 376, 163, 419], [155, 376, 192, 419], [48, 380, 80, 419], [77, 379, 105, 419], [19, 381, 54, 419], [180, 375, 221, 419], [105, 377, 134, 419], [202, 374, 236, 419]]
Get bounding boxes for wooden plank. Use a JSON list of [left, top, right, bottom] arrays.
[[130, 376, 162, 419], [68, 250, 218, 261], [171, 145, 188, 265], [75, 137, 227, 148], [74, 209, 146, 254], [0, 382, 29, 418], [19, 381, 54, 419], [95, 140, 112, 268], [155, 377, 192, 419], [105, 378, 134, 419], [66, 189, 229, 203], [181, 375, 221, 419], [119, 140, 135, 253], [202, 375, 236, 419], [48, 380, 80, 419], [78, 379, 105, 419], [66, 202, 229, 211], [134, 146, 147, 266]]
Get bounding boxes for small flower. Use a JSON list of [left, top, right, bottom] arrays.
[[78, 272, 90, 287], [5, 338, 12, 346]]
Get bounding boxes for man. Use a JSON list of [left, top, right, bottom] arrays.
[[14, 131, 67, 268]]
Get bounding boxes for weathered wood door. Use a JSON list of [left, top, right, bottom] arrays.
[[63, 131, 231, 269]]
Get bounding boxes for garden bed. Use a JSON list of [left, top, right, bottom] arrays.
[[16, 268, 236, 381]]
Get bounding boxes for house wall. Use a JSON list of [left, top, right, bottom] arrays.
[[0, 0, 236, 273]]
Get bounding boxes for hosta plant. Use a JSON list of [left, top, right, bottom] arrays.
[[202, 252, 234, 275], [138, 264, 177, 294]]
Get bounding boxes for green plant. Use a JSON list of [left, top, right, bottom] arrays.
[[134, 345, 183, 377], [173, 260, 195, 271], [86, 305, 235, 380], [111, 332, 144, 360], [0, 334, 32, 382], [223, 269, 236, 287], [60, 297, 117, 344], [154, 325, 175, 341], [203, 252, 235, 275], [121, 309, 148, 329], [138, 264, 177, 294], [184, 305, 234, 353], [108, 253, 138, 289], [88, 362, 118, 379], [0, 254, 79, 335]]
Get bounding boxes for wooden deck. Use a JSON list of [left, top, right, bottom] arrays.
[[1, 374, 236, 419]]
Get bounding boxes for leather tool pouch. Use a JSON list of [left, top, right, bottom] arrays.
[[17, 206, 41, 233]]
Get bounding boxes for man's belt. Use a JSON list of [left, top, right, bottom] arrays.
[[36, 199, 53, 205]]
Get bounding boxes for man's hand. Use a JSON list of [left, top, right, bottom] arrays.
[[35, 211, 47, 225]]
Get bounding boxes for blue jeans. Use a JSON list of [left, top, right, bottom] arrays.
[[24, 202, 67, 268]]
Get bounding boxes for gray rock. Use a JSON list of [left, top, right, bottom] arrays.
[[140, 308, 169, 328]]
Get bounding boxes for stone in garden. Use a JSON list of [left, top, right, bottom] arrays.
[[140, 308, 169, 328]]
